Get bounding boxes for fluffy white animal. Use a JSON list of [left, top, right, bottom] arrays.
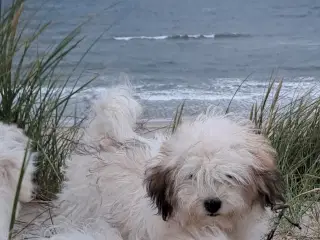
[[0, 123, 36, 240], [53, 84, 285, 240]]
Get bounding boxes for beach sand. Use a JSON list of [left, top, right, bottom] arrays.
[[136, 119, 172, 137], [136, 116, 195, 137]]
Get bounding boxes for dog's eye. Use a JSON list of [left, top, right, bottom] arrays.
[[226, 174, 234, 179], [188, 174, 194, 180]]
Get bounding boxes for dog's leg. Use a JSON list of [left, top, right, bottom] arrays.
[[37, 231, 122, 240], [0, 185, 15, 240], [36, 219, 124, 240], [0, 123, 36, 240], [38, 233, 97, 240], [165, 231, 231, 240]]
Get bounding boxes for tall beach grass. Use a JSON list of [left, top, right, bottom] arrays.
[[0, 0, 96, 200], [250, 79, 320, 239], [0, 1, 97, 237]]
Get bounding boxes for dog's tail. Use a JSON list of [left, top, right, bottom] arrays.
[[83, 84, 142, 144]]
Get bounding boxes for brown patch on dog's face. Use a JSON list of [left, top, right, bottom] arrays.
[[252, 168, 285, 208], [247, 136, 286, 208], [144, 164, 177, 221], [242, 167, 285, 210], [253, 147, 276, 169]]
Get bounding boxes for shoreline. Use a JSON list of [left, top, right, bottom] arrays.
[[136, 118, 172, 137], [137, 117, 195, 137]]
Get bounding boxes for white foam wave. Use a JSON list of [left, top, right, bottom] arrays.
[[113, 36, 168, 41], [38, 76, 320, 103], [29, 86, 253, 104], [3, 77, 317, 110], [111, 33, 250, 41], [138, 89, 261, 101]]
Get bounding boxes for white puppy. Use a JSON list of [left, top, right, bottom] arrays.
[[54, 84, 285, 240], [0, 123, 36, 240]]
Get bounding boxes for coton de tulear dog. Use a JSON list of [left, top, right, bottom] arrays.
[[52, 84, 285, 240], [0, 123, 36, 240]]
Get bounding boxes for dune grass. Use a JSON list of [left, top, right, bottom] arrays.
[[1, 1, 97, 237], [249, 80, 320, 239], [0, 0, 95, 203]]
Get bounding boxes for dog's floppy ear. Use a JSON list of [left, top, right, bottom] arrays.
[[144, 157, 177, 221], [250, 139, 286, 208], [253, 167, 285, 208]]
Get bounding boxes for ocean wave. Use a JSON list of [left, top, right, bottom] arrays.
[[4, 77, 317, 114], [282, 66, 320, 72], [50, 77, 319, 103], [112, 33, 251, 41], [3, 77, 318, 124], [276, 13, 308, 19]]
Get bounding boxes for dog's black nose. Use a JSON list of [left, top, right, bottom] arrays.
[[204, 198, 221, 215]]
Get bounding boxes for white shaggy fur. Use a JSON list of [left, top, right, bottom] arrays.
[[0, 123, 36, 240], [52, 84, 285, 240], [35, 218, 124, 240]]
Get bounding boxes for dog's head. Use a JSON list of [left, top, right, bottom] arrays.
[[144, 113, 285, 226]]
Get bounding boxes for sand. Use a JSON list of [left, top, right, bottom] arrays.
[[136, 116, 195, 137]]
